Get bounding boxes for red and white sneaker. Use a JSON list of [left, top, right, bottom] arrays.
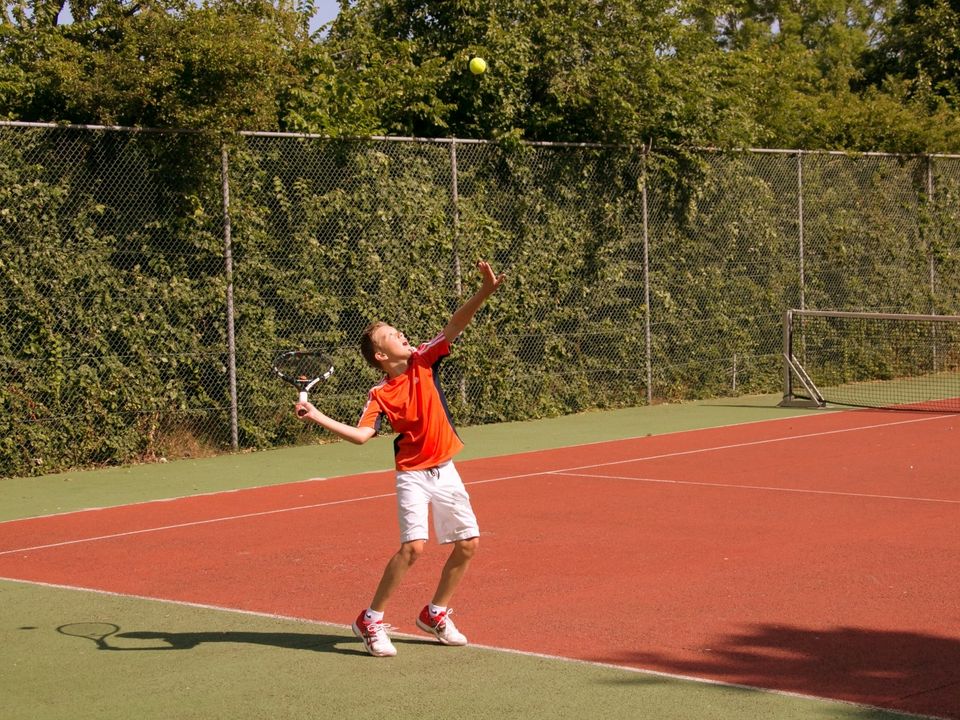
[[416, 606, 468, 646], [352, 611, 397, 657]]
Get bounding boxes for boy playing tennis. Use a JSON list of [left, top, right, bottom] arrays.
[[295, 260, 505, 657]]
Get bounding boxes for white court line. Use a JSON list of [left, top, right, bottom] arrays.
[[0, 492, 396, 557], [0, 412, 954, 557], [0, 576, 950, 720], [551, 472, 960, 505], [0, 404, 903, 525], [506, 412, 955, 478], [463, 412, 954, 491]]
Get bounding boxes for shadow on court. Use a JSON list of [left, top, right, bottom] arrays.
[[56, 622, 429, 656], [600, 623, 960, 719]]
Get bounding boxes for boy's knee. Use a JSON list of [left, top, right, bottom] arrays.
[[398, 540, 425, 565], [455, 537, 479, 558]]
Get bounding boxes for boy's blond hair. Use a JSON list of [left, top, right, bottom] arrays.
[[360, 321, 389, 369]]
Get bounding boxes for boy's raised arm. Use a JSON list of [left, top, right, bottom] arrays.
[[443, 260, 505, 342]]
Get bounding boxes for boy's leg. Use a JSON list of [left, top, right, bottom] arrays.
[[352, 540, 424, 658], [416, 460, 479, 646], [432, 536, 479, 607], [428, 461, 480, 606], [415, 537, 477, 646], [353, 468, 434, 657], [365, 466, 433, 612], [370, 539, 425, 611]]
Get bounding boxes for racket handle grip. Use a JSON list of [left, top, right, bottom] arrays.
[[298, 391, 308, 403]]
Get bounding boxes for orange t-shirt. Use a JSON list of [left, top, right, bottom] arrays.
[[358, 333, 464, 471]]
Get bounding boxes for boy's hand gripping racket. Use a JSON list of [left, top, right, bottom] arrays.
[[272, 350, 334, 415]]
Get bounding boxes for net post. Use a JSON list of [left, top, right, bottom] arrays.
[[779, 308, 826, 408], [781, 308, 793, 402]]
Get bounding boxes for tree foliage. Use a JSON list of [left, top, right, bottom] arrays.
[[1, 0, 307, 129], [1, 0, 959, 151], [870, 0, 960, 105]]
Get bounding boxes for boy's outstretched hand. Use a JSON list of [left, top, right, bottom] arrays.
[[443, 260, 506, 342], [477, 260, 505, 296]]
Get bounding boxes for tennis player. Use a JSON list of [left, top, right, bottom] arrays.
[[295, 260, 505, 657]]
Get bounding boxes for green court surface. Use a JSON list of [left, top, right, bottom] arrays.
[[1, 580, 916, 720], [1, 396, 934, 720]]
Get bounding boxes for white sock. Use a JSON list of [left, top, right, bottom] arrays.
[[428, 603, 446, 618], [364, 608, 384, 622]]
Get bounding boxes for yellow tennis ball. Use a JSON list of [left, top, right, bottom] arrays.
[[469, 57, 487, 75]]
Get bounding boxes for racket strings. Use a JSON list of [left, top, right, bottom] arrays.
[[275, 353, 333, 383]]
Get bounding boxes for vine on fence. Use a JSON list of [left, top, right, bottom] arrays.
[[1, 125, 958, 477]]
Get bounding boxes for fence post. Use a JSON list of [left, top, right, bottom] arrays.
[[450, 140, 467, 405], [926, 154, 939, 371], [797, 150, 805, 312], [642, 141, 653, 405], [450, 140, 463, 297], [927, 154, 936, 313], [221, 143, 239, 451]]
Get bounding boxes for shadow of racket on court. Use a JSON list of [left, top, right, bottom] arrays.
[[57, 622, 122, 650], [55, 622, 400, 656]]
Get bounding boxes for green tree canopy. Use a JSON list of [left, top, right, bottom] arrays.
[[1, 0, 308, 129], [1, 0, 959, 151]]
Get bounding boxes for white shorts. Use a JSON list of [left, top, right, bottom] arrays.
[[395, 460, 479, 544]]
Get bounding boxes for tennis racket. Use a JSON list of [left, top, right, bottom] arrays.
[[272, 349, 335, 414]]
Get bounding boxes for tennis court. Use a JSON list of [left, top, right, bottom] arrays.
[[1, 404, 957, 720]]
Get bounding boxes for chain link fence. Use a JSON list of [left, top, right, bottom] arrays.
[[2, 121, 959, 476]]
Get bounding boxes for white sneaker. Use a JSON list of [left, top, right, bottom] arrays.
[[352, 612, 397, 657], [416, 606, 468, 646]]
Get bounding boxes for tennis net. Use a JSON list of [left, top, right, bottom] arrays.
[[779, 310, 960, 412]]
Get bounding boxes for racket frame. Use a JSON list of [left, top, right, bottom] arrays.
[[272, 349, 335, 403]]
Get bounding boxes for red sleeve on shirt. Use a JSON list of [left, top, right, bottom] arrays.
[[358, 387, 384, 430], [415, 332, 451, 367]]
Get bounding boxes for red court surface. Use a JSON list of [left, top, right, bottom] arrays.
[[2, 409, 959, 718]]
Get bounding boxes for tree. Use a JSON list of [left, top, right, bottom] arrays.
[[2, 0, 959, 150], [0, 0, 308, 130], [869, 0, 960, 106], [704, 0, 960, 151], [285, 0, 769, 147]]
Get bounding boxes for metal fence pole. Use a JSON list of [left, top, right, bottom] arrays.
[[221, 143, 239, 451], [450, 140, 463, 297], [450, 140, 467, 405], [642, 142, 653, 405], [797, 150, 805, 312], [927, 154, 939, 371], [928, 154, 936, 312]]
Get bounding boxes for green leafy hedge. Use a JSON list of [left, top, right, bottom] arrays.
[[2, 127, 959, 477]]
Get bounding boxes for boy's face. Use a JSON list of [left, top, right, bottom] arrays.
[[372, 324, 413, 365]]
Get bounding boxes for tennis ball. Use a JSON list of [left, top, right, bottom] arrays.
[[469, 57, 487, 75]]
